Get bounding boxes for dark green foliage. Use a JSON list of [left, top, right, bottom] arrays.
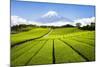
[[11, 22, 95, 34], [76, 23, 82, 27], [61, 24, 74, 27], [11, 24, 37, 34], [79, 23, 95, 31]]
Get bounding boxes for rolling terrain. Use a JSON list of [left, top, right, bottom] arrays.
[[11, 27, 95, 66]]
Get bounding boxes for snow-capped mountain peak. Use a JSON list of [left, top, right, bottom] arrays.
[[42, 11, 58, 18], [35, 11, 73, 23]]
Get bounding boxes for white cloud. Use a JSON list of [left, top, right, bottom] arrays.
[[11, 16, 95, 27], [11, 16, 41, 26], [74, 17, 95, 26], [11, 16, 28, 26], [11, 14, 73, 26], [38, 21, 73, 26]]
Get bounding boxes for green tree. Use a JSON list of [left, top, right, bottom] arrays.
[[76, 23, 81, 28]]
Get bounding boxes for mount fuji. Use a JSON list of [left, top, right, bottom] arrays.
[[35, 11, 73, 24]]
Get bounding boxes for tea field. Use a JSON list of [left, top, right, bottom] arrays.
[[11, 27, 95, 66]]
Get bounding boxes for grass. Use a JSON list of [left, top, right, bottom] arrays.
[[11, 40, 47, 66], [28, 40, 53, 65], [11, 27, 95, 66], [60, 38, 95, 61], [11, 28, 50, 45], [11, 40, 39, 60], [54, 39, 86, 63]]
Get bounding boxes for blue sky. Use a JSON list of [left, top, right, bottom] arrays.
[[11, 0, 95, 21]]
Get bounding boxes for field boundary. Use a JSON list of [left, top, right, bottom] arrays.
[[59, 39, 89, 61], [25, 40, 48, 65], [52, 40, 55, 64], [11, 41, 41, 61], [11, 29, 52, 48], [71, 38, 94, 47]]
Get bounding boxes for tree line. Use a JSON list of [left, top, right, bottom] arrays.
[[11, 22, 95, 34], [76, 22, 95, 30]]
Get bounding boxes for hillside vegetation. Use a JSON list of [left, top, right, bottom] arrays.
[[11, 27, 95, 66]]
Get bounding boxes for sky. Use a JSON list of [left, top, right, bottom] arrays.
[[11, 0, 95, 26]]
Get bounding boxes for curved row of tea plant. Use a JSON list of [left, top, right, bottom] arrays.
[[11, 27, 95, 66]]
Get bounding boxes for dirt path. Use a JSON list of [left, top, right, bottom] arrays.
[[43, 29, 53, 37]]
